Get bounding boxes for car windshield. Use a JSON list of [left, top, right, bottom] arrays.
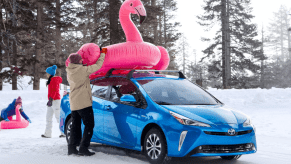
[[137, 79, 219, 105]]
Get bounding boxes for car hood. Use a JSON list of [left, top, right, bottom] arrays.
[[161, 105, 247, 125]]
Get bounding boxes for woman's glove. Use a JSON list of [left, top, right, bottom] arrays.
[[5, 118, 10, 122], [27, 119, 32, 123], [47, 97, 53, 107]]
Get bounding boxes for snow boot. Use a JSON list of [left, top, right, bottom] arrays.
[[41, 134, 51, 138], [78, 147, 95, 156], [59, 134, 66, 138], [68, 146, 79, 155]]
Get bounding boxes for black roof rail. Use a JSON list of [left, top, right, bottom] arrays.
[[104, 69, 186, 79], [105, 68, 115, 78], [126, 70, 136, 79]]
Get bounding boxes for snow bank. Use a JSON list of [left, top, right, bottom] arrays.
[[1, 75, 67, 91], [208, 88, 291, 138]]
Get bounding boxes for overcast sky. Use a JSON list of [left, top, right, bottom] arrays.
[[175, 0, 291, 62]]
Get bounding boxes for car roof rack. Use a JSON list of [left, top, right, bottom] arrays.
[[104, 68, 186, 79]]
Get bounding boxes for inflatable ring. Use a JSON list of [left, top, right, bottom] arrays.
[[0, 105, 29, 129]]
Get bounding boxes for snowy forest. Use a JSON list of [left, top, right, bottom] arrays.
[[0, 0, 290, 90]]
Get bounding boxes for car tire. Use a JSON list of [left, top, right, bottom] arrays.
[[65, 117, 73, 144], [220, 155, 242, 160], [143, 128, 171, 164]]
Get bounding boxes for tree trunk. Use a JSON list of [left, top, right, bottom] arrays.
[[86, 8, 92, 41], [280, 12, 284, 61], [5, 9, 10, 66], [109, 0, 119, 45], [12, 40, 17, 90], [55, 0, 61, 76], [11, 0, 17, 90], [221, 0, 227, 89], [151, 0, 158, 44], [158, 15, 162, 45], [260, 27, 265, 88], [288, 27, 291, 60], [163, 0, 166, 47], [33, 1, 43, 90], [0, 1, 3, 90], [226, 0, 231, 87], [92, 0, 98, 43], [183, 36, 185, 74]]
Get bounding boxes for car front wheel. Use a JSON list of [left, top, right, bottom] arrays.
[[220, 155, 242, 160], [144, 128, 171, 164], [65, 117, 72, 144]]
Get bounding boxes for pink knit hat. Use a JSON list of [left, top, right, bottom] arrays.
[[15, 96, 22, 104]]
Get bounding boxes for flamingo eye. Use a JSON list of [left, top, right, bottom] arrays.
[[130, 3, 133, 6]]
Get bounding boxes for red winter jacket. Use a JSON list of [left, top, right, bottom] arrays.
[[48, 76, 62, 100]]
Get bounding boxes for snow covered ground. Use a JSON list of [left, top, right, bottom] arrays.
[[0, 76, 291, 164]]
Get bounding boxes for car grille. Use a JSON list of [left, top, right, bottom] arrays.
[[204, 130, 252, 136], [187, 143, 255, 156]]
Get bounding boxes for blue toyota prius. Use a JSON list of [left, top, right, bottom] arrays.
[[60, 69, 257, 164]]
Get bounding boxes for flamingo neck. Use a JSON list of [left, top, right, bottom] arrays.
[[119, 8, 143, 42]]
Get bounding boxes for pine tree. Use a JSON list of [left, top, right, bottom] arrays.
[[0, 0, 36, 90], [267, 5, 291, 62], [198, 0, 262, 88], [265, 6, 291, 88], [178, 34, 189, 74]]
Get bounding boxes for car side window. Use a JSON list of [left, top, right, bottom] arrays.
[[108, 77, 146, 108], [92, 85, 109, 99], [110, 85, 122, 102]]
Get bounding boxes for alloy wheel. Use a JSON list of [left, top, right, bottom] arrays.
[[67, 121, 72, 140], [146, 134, 162, 159]]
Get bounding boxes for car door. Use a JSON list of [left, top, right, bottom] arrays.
[[91, 83, 110, 141], [103, 77, 143, 148]]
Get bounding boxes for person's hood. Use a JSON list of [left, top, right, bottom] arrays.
[[66, 63, 85, 85], [67, 63, 83, 74], [161, 104, 248, 125]]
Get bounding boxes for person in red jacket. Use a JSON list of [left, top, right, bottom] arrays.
[[41, 65, 65, 138]]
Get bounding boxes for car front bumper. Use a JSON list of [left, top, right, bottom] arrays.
[[163, 124, 257, 157]]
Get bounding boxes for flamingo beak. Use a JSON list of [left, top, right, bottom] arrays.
[[135, 5, 147, 24]]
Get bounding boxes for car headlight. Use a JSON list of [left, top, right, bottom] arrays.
[[169, 111, 211, 127], [243, 118, 252, 127]]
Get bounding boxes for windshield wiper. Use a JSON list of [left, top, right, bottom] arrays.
[[155, 101, 173, 105]]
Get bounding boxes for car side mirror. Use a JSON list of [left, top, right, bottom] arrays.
[[120, 95, 136, 102]]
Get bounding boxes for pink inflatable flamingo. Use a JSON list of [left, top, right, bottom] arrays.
[[66, 0, 170, 79], [0, 105, 29, 129]]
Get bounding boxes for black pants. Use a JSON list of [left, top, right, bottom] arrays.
[[69, 106, 94, 148], [0, 116, 3, 122]]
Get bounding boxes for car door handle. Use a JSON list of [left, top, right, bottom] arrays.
[[105, 105, 111, 110]]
